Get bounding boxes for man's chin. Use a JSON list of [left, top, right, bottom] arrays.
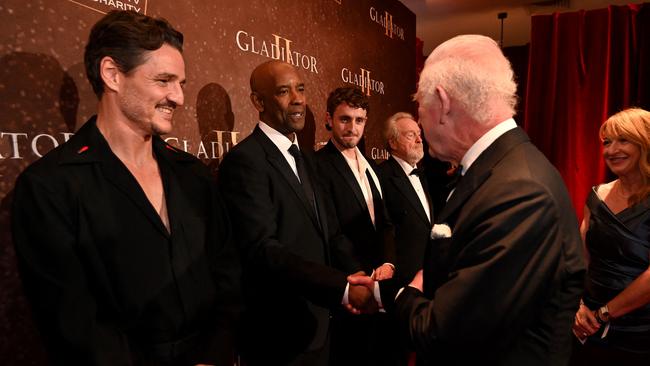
[[289, 120, 305, 133], [152, 121, 173, 136], [409, 152, 424, 163], [334, 137, 358, 150]]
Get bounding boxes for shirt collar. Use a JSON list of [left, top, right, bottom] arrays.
[[392, 155, 417, 176], [459, 118, 517, 175], [336, 144, 368, 172], [258, 121, 299, 152]]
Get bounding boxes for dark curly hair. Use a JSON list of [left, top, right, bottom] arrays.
[[326, 87, 369, 117]]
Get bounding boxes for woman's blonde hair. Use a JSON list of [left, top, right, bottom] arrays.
[[599, 108, 650, 205]]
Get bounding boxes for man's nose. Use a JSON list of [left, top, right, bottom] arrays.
[[290, 89, 304, 104], [168, 82, 184, 106]]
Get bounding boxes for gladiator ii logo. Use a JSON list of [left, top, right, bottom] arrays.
[[236, 30, 319, 74], [340, 67, 385, 96], [369, 7, 405, 40]]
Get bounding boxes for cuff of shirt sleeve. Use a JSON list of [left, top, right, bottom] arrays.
[[342, 282, 350, 305], [374, 282, 385, 313], [395, 287, 405, 301]]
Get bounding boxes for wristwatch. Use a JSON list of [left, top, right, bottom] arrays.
[[596, 305, 611, 323]]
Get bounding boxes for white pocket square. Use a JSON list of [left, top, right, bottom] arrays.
[[431, 223, 452, 239]]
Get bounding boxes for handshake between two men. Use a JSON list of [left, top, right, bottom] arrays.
[[345, 267, 394, 315]]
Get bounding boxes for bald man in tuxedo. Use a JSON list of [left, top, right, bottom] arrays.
[[218, 61, 376, 366]]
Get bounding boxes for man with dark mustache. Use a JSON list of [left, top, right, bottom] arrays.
[[315, 87, 397, 365], [218, 61, 376, 366], [12, 10, 240, 366]]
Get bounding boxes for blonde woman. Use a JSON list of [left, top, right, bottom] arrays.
[[572, 108, 650, 364]]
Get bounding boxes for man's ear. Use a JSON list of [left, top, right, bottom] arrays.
[[388, 138, 397, 151], [325, 112, 332, 131], [436, 85, 451, 122], [99, 56, 120, 93], [250, 92, 264, 113]]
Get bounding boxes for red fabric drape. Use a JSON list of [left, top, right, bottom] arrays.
[[524, 3, 650, 220]]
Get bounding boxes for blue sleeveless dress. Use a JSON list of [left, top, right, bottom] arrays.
[[583, 186, 650, 353]]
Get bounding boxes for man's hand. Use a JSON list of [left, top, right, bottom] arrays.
[[572, 302, 600, 340], [373, 263, 394, 280], [346, 273, 378, 315]]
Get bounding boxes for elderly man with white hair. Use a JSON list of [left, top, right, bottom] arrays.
[[393, 34, 586, 365]]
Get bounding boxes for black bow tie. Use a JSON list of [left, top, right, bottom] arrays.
[[410, 167, 423, 176]]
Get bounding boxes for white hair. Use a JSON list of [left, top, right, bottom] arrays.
[[416, 35, 517, 124], [383, 112, 415, 149]]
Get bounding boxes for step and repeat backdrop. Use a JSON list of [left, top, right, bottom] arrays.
[[0, 0, 416, 364]]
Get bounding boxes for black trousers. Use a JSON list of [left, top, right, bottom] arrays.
[[570, 338, 650, 366]]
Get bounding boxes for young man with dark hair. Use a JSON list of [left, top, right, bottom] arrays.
[[316, 87, 397, 366]]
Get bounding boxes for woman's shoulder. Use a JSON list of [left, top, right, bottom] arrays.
[[595, 180, 616, 199]]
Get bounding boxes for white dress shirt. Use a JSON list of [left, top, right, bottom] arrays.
[[459, 118, 517, 175], [340, 146, 382, 225], [447, 118, 518, 201], [258, 121, 300, 179]]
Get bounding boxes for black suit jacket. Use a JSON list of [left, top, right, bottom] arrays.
[[395, 127, 586, 365], [218, 126, 360, 365], [12, 117, 241, 366], [315, 140, 395, 274], [378, 156, 433, 287]]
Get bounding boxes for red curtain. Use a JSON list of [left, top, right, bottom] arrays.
[[524, 3, 650, 220]]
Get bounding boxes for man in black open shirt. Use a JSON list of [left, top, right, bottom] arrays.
[[11, 10, 240, 366]]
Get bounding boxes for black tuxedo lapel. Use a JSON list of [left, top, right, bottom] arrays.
[[419, 174, 435, 222], [322, 141, 368, 212], [252, 127, 322, 231], [387, 157, 431, 226], [437, 127, 530, 224]]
